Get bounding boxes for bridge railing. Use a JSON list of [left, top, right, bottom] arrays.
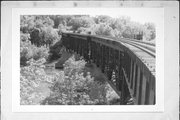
[[61, 32, 155, 105]]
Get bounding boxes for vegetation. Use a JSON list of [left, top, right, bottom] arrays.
[[52, 15, 155, 41], [20, 32, 49, 66], [21, 15, 156, 45], [20, 58, 60, 105], [41, 55, 119, 105], [20, 15, 155, 105], [42, 56, 97, 105]]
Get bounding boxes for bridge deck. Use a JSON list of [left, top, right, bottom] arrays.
[[123, 43, 155, 75]]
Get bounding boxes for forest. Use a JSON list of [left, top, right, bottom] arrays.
[[20, 15, 156, 105]]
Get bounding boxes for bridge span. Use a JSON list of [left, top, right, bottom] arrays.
[[59, 32, 156, 105]]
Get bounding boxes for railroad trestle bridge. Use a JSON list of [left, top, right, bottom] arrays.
[[60, 32, 156, 105]]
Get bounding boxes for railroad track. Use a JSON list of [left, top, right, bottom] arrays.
[[122, 38, 155, 47], [120, 39, 156, 76], [120, 39, 156, 58], [95, 35, 155, 57]]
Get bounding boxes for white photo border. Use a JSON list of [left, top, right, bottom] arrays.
[[12, 7, 164, 112]]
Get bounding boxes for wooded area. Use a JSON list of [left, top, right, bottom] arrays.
[[20, 15, 155, 105]]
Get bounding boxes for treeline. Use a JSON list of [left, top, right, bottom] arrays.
[[50, 15, 156, 41], [20, 15, 60, 47], [20, 15, 156, 65], [21, 15, 156, 47]]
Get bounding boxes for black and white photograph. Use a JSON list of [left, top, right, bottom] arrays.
[[20, 9, 157, 106], [9, 6, 165, 112], [1, 1, 179, 120]]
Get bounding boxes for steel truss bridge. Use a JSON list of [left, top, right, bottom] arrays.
[[60, 32, 156, 105]]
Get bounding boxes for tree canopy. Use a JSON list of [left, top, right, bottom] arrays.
[[20, 15, 156, 48]]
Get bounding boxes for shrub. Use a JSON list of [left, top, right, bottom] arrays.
[[20, 32, 30, 42], [32, 46, 49, 61], [20, 40, 49, 66], [43, 55, 114, 105], [20, 58, 60, 105], [63, 56, 86, 75], [53, 56, 96, 105], [48, 40, 63, 61]]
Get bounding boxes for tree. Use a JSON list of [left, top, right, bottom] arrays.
[[143, 23, 156, 41], [20, 15, 35, 33], [20, 32, 30, 42], [20, 15, 59, 47], [34, 15, 54, 28], [58, 24, 67, 33], [35, 19, 44, 29], [43, 16, 54, 27], [50, 15, 70, 28], [40, 26, 60, 47], [95, 15, 112, 24], [92, 23, 114, 37], [121, 21, 144, 39], [68, 16, 95, 32], [30, 28, 41, 46], [20, 36, 49, 66], [108, 16, 131, 38]]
